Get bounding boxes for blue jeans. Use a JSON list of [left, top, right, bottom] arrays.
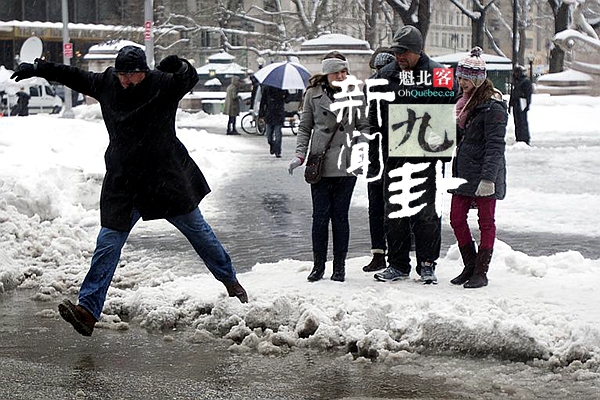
[[265, 123, 283, 156], [310, 176, 357, 256], [78, 208, 237, 320]]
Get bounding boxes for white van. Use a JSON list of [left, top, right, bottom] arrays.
[[1, 77, 63, 115]]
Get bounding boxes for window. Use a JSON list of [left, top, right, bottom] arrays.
[[200, 31, 212, 48]]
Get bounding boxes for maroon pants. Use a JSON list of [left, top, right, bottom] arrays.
[[450, 194, 497, 250]]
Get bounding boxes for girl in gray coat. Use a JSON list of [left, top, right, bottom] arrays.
[[288, 51, 369, 282], [450, 47, 508, 289]]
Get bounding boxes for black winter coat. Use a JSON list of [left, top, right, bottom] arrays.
[[259, 85, 287, 125], [451, 98, 508, 200], [35, 59, 210, 231], [368, 53, 457, 177]]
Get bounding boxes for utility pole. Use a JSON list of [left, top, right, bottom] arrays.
[[144, 0, 155, 69], [61, 0, 74, 118], [512, 0, 518, 70]]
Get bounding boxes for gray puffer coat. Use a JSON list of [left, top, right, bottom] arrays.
[[451, 98, 508, 199]]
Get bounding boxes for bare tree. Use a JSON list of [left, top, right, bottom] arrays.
[[449, 0, 500, 48], [381, 0, 431, 40], [154, 0, 349, 58]]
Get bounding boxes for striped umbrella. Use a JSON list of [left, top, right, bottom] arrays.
[[252, 61, 311, 90]]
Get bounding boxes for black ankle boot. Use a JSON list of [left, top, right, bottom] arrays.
[[308, 252, 326, 282], [331, 252, 346, 282], [362, 252, 386, 272]]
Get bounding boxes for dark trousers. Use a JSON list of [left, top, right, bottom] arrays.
[[367, 180, 386, 252], [384, 161, 440, 273], [310, 176, 357, 256], [513, 109, 530, 144], [227, 116, 237, 133]]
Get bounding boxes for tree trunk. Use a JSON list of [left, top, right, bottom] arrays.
[[549, 0, 570, 73], [472, 15, 485, 47], [365, 0, 379, 48]]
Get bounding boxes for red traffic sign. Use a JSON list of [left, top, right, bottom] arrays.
[[63, 42, 73, 58], [144, 21, 152, 40]]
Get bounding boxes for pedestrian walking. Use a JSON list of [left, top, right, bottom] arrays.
[[288, 51, 369, 282], [14, 86, 30, 116], [509, 65, 532, 145], [224, 75, 241, 135], [450, 47, 508, 288], [363, 49, 396, 273], [368, 25, 457, 284], [11, 46, 248, 337], [259, 84, 288, 157]]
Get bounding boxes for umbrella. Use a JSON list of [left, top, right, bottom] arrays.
[[252, 61, 311, 90]]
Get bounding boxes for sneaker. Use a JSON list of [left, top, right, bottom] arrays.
[[420, 262, 438, 284], [224, 280, 248, 303], [58, 299, 97, 337], [374, 266, 409, 282]]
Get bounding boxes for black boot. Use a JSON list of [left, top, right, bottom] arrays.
[[464, 247, 492, 289], [362, 251, 386, 272], [331, 252, 346, 282], [308, 252, 326, 282], [451, 241, 477, 285]]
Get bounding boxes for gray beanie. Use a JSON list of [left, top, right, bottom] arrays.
[[321, 58, 349, 74], [390, 25, 423, 54]]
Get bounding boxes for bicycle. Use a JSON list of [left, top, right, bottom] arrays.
[[241, 110, 265, 135]]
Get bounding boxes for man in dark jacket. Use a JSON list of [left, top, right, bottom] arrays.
[[368, 26, 457, 284], [14, 87, 30, 116], [259, 84, 287, 157], [363, 50, 395, 273], [11, 46, 248, 337], [509, 65, 532, 145]]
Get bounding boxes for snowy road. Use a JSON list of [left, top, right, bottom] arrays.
[[126, 122, 599, 278], [1, 97, 600, 399]]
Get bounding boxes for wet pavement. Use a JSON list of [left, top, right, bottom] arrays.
[[0, 289, 468, 400]]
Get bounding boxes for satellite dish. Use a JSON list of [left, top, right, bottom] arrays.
[[19, 37, 43, 64]]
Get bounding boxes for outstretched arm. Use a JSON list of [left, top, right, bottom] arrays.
[[11, 58, 103, 100]]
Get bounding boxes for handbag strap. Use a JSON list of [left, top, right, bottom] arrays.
[[323, 120, 343, 153]]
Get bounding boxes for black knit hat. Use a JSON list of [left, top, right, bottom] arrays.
[[114, 46, 149, 72]]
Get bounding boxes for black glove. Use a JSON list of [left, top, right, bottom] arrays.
[[157, 55, 183, 73], [10, 62, 36, 82]]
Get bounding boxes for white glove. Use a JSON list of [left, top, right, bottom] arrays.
[[288, 157, 303, 175], [475, 180, 495, 197]]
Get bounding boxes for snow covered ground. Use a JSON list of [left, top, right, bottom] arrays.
[[0, 94, 599, 383]]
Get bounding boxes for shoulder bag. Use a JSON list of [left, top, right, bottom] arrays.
[[304, 121, 342, 184]]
